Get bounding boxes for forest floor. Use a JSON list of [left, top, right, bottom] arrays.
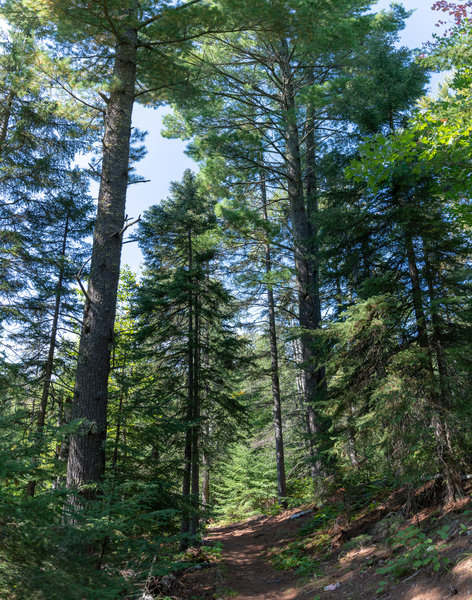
[[158, 481, 472, 600]]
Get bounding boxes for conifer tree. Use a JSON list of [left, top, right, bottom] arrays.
[[333, 117, 472, 500], [0, 31, 95, 496], [2, 0, 258, 498], [163, 1, 422, 494], [136, 169, 247, 546]]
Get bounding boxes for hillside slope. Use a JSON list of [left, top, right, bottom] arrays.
[[153, 483, 472, 599]]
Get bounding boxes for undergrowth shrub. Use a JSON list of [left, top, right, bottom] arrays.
[[298, 505, 340, 536], [270, 539, 321, 579], [0, 480, 181, 600], [376, 525, 451, 594]]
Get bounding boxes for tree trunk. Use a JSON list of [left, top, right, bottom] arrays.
[[304, 89, 330, 477], [422, 244, 462, 503], [112, 362, 126, 478], [180, 418, 192, 549], [189, 293, 200, 541], [0, 90, 15, 152], [260, 173, 287, 506], [292, 337, 318, 481], [54, 393, 72, 488], [403, 222, 462, 502], [27, 212, 70, 497], [279, 39, 325, 491], [404, 231, 429, 348], [181, 228, 195, 550], [201, 444, 210, 509], [346, 406, 360, 471], [66, 29, 138, 501], [422, 246, 451, 405], [201, 298, 211, 514]]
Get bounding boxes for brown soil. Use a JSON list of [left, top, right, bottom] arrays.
[[180, 509, 313, 600], [172, 491, 472, 600]]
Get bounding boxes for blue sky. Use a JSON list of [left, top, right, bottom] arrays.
[[122, 0, 443, 270], [376, 0, 440, 48]]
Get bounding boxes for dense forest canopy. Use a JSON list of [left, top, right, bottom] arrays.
[[0, 1, 471, 598]]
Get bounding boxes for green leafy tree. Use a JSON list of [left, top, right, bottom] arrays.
[[336, 116, 472, 500]]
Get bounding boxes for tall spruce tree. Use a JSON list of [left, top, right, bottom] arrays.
[[1, 0, 246, 498], [330, 113, 472, 500], [136, 169, 248, 546], [0, 31, 95, 497]]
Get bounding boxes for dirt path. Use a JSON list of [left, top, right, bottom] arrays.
[[208, 514, 305, 600], [182, 509, 312, 600], [180, 498, 472, 600]]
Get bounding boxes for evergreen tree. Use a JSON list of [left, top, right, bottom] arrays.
[[331, 117, 472, 500], [1, 0, 245, 498], [0, 31, 95, 497], [162, 2, 425, 495], [136, 169, 248, 546]]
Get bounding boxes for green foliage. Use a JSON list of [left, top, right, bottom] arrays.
[[0, 424, 183, 600], [214, 586, 238, 599], [0, 1, 472, 598], [298, 506, 340, 537], [213, 441, 278, 521], [270, 539, 322, 579], [376, 525, 451, 592], [269, 505, 341, 579], [324, 127, 472, 486], [203, 540, 223, 561], [342, 534, 373, 552]]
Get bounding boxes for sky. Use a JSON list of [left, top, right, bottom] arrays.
[[120, 0, 444, 271]]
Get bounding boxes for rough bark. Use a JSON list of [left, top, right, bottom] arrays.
[[181, 229, 194, 550], [260, 173, 287, 506], [180, 420, 192, 549], [189, 293, 200, 540], [201, 310, 211, 512], [279, 39, 325, 489], [66, 29, 138, 500], [0, 90, 15, 152]]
